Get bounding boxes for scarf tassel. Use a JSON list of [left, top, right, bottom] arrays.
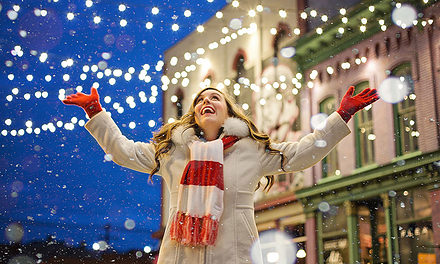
[[170, 212, 219, 246]]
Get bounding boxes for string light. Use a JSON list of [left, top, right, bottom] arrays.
[[279, 9, 287, 18], [172, 23, 179, 31], [119, 4, 127, 12], [151, 7, 159, 15]]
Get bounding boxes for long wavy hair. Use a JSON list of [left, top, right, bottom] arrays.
[[150, 87, 285, 192]]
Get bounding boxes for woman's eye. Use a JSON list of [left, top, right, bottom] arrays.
[[212, 96, 219, 100]]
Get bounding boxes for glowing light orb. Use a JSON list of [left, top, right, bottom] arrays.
[[144, 246, 151, 253], [310, 113, 328, 130], [5, 223, 24, 242], [280, 47, 296, 58], [392, 4, 417, 29], [7, 10, 18, 20], [229, 18, 242, 30], [378, 76, 411, 104], [251, 230, 297, 264], [124, 218, 136, 230], [172, 24, 179, 31], [318, 201, 330, 212]]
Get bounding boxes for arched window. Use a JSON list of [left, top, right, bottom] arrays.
[[354, 81, 375, 167], [391, 62, 418, 155], [320, 96, 339, 177], [173, 88, 184, 118], [233, 53, 246, 83]]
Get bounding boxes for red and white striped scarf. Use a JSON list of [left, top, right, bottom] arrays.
[[169, 136, 239, 246]]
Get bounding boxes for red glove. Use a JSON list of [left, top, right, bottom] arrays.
[[62, 87, 102, 118], [336, 86, 379, 123]]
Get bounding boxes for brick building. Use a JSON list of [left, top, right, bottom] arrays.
[[161, 0, 440, 263]]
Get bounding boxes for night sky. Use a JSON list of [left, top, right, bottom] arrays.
[[0, 0, 226, 252]]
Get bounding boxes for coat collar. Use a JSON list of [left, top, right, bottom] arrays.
[[171, 117, 249, 145]]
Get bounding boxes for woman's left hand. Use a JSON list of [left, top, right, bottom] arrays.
[[336, 86, 379, 122]]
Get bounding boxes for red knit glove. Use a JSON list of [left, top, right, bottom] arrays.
[[336, 86, 379, 123], [62, 87, 102, 118]]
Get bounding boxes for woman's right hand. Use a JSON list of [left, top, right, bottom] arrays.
[[62, 87, 102, 118]]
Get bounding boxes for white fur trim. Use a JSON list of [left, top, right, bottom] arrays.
[[172, 126, 196, 145], [223, 117, 249, 138], [172, 117, 249, 145]]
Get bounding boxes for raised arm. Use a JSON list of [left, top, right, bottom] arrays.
[[62, 87, 159, 176], [260, 86, 379, 176]]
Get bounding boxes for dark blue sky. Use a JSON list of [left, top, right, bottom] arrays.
[[0, 0, 226, 252]]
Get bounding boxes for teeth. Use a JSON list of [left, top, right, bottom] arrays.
[[202, 107, 214, 115]]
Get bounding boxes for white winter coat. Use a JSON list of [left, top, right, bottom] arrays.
[[84, 111, 350, 264]]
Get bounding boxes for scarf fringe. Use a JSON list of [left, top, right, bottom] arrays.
[[170, 211, 219, 246]]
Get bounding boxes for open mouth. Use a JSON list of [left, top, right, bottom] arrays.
[[201, 106, 215, 115]]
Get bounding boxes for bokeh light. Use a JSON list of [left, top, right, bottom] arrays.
[[378, 76, 411, 103], [1, 0, 227, 254], [229, 18, 242, 30], [251, 230, 297, 264], [310, 113, 328, 130], [280, 47, 296, 58], [5, 223, 24, 243], [391, 4, 418, 29]]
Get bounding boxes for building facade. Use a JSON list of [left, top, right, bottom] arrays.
[[293, 1, 440, 263], [160, 0, 440, 263]]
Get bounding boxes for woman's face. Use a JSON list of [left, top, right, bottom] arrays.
[[194, 89, 229, 133]]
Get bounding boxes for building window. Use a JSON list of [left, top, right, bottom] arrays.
[[321, 205, 348, 264], [356, 200, 387, 263], [396, 188, 435, 264], [234, 54, 246, 83], [392, 63, 419, 156], [173, 88, 184, 118], [284, 224, 306, 264], [320, 96, 339, 178], [354, 81, 375, 168]]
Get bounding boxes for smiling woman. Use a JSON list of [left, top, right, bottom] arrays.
[[62, 85, 378, 263]]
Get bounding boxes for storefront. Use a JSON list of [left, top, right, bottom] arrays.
[[296, 151, 440, 264]]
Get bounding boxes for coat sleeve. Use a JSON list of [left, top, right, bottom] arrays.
[[259, 112, 351, 176], [84, 110, 160, 176]]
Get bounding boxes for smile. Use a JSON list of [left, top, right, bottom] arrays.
[[201, 106, 215, 115]]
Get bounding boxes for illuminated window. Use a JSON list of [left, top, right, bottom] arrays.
[[320, 96, 339, 177], [392, 63, 418, 156], [354, 81, 375, 167]]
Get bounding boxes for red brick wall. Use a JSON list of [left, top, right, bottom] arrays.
[[303, 5, 440, 180]]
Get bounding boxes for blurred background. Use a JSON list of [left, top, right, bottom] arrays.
[[1, 0, 440, 263]]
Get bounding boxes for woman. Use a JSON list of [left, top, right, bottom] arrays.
[[63, 86, 378, 263]]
